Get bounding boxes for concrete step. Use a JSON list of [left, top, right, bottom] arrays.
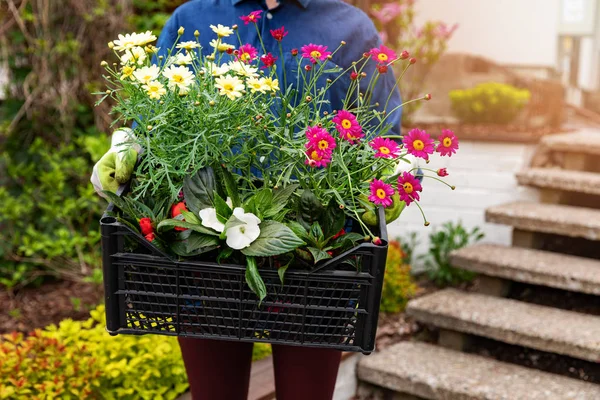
[[407, 289, 600, 362], [543, 131, 600, 156], [516, 168, 600, 196], [451, 244, 600, 295], [358, 341, 600, 400], [486, 202, 600, 241]]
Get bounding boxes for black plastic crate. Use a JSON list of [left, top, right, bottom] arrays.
[[101, 207, 388, 354]]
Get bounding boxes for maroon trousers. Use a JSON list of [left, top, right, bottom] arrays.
[[178, 337, 341, 400]]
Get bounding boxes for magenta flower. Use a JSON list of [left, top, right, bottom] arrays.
[[270, 26, 288, 42], [301, 44, 331, 64], [402, 128, 435, 160], [368, 45, 397, 65], [305, 146, 332, 168], [332, 110, 364, 143], [397, 172, 423, 206], [436, 129, 459, 157], [260, 53, 278, 69], [306, 129, 336, 157], [368, 179, 395, 208], [237, 44, 258, 63], [240, 10, 262, 25], [437, 168, 449, 177], [369, 137, 400, 159], [371, 3, 406, 25], [305, 125, 328, 140]]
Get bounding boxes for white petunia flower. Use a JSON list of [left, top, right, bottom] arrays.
[[198, 198, 233, 233], [133, 65, 160, 84], [225, 208, 261, 250]]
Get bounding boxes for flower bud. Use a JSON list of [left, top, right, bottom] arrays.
[[194, 30, 200, 37], [377, 65, 388, 74], [437, 168, 449, 177], [194, 101, 200, 106], [341, 40, 346, 45], [304, 65, 312, 71], [372, 237, 382, 246], [100, 61, 108, 67], [409, 57, 417, 64], [108, 42, 114, 49], [339, 204, 345, 210], [291, 48, 298, 56], [232, 24, 239, 30], [425, 93, 432, 101], [147, 125, 153, 131], [286, 113, 292, 118], [178, 26, 185, 36], [209, 100, 216, 106], [305, 96, 312, 102], [400, 50, 410, 60], [105, 90, 111, 94], [308, 160, 317, 167], [350, 71, 358, 80]]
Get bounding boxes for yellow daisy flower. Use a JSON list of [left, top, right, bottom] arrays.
[[209, 39, 235, 52], [163, 65, 195, 93], [246, 77, 266, 93], [143, 81, 166, 99], [133, 65, 160, 84], [210, 24, 234, 38], [262, 77, 280, 92], [215, 75, 245, 100], [113, 31, 157, 51], [120, 65, 136, 80], [176, 41, 201, 51]]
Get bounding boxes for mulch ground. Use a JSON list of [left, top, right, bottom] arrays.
[[0, 280, 104, 334]]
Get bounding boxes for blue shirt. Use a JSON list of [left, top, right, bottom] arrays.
[[156, 0, 402, 135]]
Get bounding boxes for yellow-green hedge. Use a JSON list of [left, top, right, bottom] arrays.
[[380, 240, 417, 314], [449, 82, 531, 124], [1, 306, 271, 399]]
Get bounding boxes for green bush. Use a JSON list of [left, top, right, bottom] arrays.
[[0, 305, 272, 399], [380, 240, 417, 313], [449, 82, 531, 124], [422, 221, 484, 287]]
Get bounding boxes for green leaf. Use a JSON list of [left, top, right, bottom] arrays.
[[218, 167, 241, 207], [245, 256, 267, 303], [297, 189, 324, 230], [264, 184, 299, 218], [322, 200, 346, 239], [171, 230, 220, 257], [157, 218, 220, 236], [241, 221, 305, 257], [181, 210, 201, 225], [213, 192, 233, 223], [183, 167, 216, 214], [309, 222, 325, 244], [286, 221, 308, 241], [278, 261, 291, 286], [216, 247, 233, 264], [329, 232, 365, 250], [307, 246, 332, 264]]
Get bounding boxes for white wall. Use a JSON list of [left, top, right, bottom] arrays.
[[388, 141, 540, 271], [415, 0, 561, 67]]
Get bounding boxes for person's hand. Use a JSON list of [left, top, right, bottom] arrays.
[[91, 128, 140, 198]]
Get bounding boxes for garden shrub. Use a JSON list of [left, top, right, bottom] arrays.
[[380, 240, 417, 313], [422, 221, 484, 287], [0, 305, 272, 399], [449, 82, 531, 124]]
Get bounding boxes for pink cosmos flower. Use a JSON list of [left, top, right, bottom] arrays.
[[436, 129, 459, 157], [270, 26, 288, 42], [402, 128, 435, 160], [260, 53, 278, 69], [332, 110, 364, 143], [368, 179, 395, 208], [368, 45, 397, 65], [371, 3, 406, 25], [305, 146, 332, 168], [369, 137, 400, 159], [301, 44, 331, 64], [306, 129, 336, 157], [240, 10, 262, 25], [237, 44, 258, 63], [397, 172, 423, 206]]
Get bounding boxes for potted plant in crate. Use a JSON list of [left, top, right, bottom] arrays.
[[94, 18, 458, 354]]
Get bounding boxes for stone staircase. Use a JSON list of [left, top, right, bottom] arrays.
[[358, 131, 600, 399]]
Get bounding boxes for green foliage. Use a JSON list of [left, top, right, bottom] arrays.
[[422, 221, 484, 287], [0, 133, 107, 288], [129, 0, 187, 34], [449, 82, 531, 124], [380, 240, 417, 313], [0, 305, 272, 399]]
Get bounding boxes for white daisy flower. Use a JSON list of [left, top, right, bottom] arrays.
[[210, 24, 234, 38], [163, 65, 195, 92], [133, 65, 160, 84], [215, 75, 245, 100]]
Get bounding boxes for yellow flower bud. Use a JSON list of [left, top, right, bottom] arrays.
[[194, 30, 200, 37], [147, 125, 153, 131], [178, 26, 185, 36], [108, 42, 114, 49], [232, 24, 238, 30], [100, 61, 108, 67]]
